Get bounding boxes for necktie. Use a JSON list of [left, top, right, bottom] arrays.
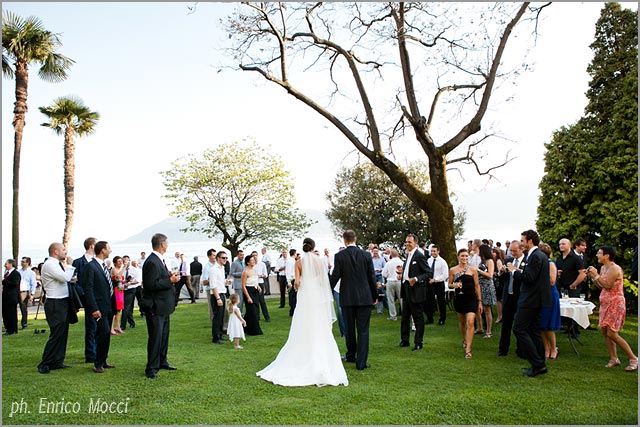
[[430, 258, 436, 272], [508, 259, 519, 294], [102, 263, 114, 297], [3, 271, 9, 279]]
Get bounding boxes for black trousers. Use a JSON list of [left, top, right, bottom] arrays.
[[342, 305, 372, 369], [80, 294, 97, 362], [288, 279, 297, 317], [211, 293, 226, 342], [401, 282, 425, 346], [39, 298, 70, 369], [145, 312, 171, 375], [424, 284, 437, 323], [94, 312, 114, 368], [2, 295, 19, 334], [498, 293, 518, 355], [257, 282, 270, 321], [278, 274, 287, 308], [121, 288, 137, 329], [433, 282, 447, 322], [513, 306, 545, 370]]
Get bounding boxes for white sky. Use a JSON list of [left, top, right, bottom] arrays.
[[1, 2, 608, 254]]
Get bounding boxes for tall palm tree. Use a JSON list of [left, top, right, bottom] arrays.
[[2, 11, 74, 259], [39, 96, 99, 248]]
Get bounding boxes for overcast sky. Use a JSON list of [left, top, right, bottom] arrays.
[[1, 2, 607, 255]]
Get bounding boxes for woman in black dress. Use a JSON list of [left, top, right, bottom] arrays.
[[449, 248, 483, 359], [242, 255, 263, 336]]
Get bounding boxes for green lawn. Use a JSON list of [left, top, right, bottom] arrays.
[[2, 298, 638, 425]]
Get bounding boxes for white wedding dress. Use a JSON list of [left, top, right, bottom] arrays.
[[256, 252, 348, 386]]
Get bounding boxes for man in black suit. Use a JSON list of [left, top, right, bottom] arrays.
[[509, 229, 552, 377], [330, 230, 378, 370], [72, 237, 97, 363], [140, 233, 180, 379], [82, 241, 116, 373], [497, 240, 525, 357], [2, 259, 21, 335], [398, 234, 432, 351]]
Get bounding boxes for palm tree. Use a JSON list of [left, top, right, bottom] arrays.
[[39, 96, 99, 248], [2, 11, 74, 259]]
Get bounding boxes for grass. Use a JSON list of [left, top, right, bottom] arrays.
[[2, 298, 638, 425]]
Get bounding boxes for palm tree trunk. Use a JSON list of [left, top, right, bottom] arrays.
[[12, 61, 29, 260], [62, 127, 76, 249]]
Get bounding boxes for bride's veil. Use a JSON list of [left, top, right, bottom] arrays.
[[301, 252, 337, 324]]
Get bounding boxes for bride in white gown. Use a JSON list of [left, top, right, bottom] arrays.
[[256, 238, 348, 387]]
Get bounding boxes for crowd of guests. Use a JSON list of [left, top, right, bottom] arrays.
[[2, 229, 637, 378]]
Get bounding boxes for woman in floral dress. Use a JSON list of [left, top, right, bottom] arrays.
[[587, 246, 637, 371]]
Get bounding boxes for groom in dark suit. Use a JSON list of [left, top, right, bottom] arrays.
[[399, 234, 432, 351], [140, 233, 180, 379], [509, 229, 551, 377], [330, 230, 378, 370], [82, 241, 116, 373]]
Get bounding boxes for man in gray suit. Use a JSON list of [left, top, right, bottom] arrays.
[[229, 250, 245, 311]]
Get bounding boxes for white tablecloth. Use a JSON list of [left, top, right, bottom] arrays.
[[559, 299, 595, 329]]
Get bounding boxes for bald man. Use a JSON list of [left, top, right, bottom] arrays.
[[38, 243, 77, 374]]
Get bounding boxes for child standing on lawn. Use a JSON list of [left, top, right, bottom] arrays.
[[227, 294, 246, 349]]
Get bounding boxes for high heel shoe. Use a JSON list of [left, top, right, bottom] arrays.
[[624, 359, 638, 371], [550, 347, 559, 360], [605, 358, 621, 368], [110, 331, 117, 336]]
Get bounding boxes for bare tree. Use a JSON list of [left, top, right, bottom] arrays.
[[221, 2, 548, 262]]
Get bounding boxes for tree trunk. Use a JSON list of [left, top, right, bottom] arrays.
[[12, 61, 29, 260], [62, 128, 76, 249]]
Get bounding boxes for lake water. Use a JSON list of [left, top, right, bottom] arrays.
[[2, 234, 345, 266]]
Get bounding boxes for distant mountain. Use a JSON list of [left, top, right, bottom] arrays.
[[119, 209, 336, 244], [118, 217, 214, 244]]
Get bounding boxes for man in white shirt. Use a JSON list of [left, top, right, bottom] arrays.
[[18, 257, 37, 330], [275, 249, 289, 309], [260, 247, 272, 295], [38, 242, 76, 374], [428, 245, 450, 326], [252, 251, 271, 322], [209, 251, 229, 344], [382, 249, 404, 321], [285, 249, 297, 316], [121, 257, 141, 330], [200, 249, 217, 321]]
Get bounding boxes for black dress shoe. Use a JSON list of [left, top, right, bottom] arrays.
[[412, 344, 423, 351], [341, 356, 356, 363], [103, 363, 116, 369], [21, 326, 28, 330], [398, 341, 410, 347], [438, 320, 445, 326], [38, 365, 50, 374], [523, 366, 548, 377], [356, 363, 371, 370], [496, 352, 508, 357], [93, 366, 105, 373], [160, 364, 177, 370], [145, 372, 157, 379], [265, 318, 271, 322]]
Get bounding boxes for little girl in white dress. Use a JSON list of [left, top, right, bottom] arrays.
[[227, 294, 246, 349]]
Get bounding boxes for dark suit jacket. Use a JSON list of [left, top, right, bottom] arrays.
[[82, 259, 115, 316], [514, 248, 552, 309], [2, 269, 21, 304], [401, 249, 432, 304], [141, 253, 175, 316], [72, 255, 91, 297], [502, 256, 524, 304], [330, 246, 377, 306]]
